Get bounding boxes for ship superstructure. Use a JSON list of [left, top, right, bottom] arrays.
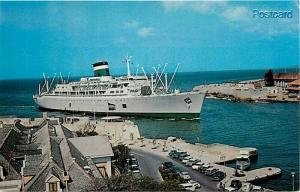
[[33, 56, 206, 118]]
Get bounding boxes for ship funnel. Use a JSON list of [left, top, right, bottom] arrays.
[[92, 61, 110, 77]]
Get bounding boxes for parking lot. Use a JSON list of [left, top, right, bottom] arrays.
[[132, 148, 218, 191]]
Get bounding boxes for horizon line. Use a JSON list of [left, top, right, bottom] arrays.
[[0, 66, 299, 81]]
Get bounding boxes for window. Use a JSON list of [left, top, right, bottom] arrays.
[[110, 91, 114, 94], [49, 182, 57, 192], [122, 104, 127, 108]]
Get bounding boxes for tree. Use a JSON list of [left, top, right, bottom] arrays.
[[137, 176, 160, 191], [264, 69, 275, 87], [106, 174, 160, 191], [159, 167, 180, 180], [91, 177, 107, 191], [76, 124, 98, 136], [159, 180, 184, 191], [112, 145, 130, 172]]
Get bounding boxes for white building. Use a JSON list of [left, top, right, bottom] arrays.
[[68, 136, 114, 177]]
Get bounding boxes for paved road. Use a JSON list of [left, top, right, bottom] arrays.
[[132, 148, 218, 192], [133, 148, 164, 182]]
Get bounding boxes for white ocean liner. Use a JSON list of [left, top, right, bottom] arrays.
[[33, 56, 206, 118]]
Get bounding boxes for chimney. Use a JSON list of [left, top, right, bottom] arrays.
[[22, 155, 27, 168], [49, 156, 53, 162], [43, 112, 48, 119], [0, 121, 3, 128], [92, 61, 110, 77], [63, 171, 70, 182], [72, 158, 76, 163]]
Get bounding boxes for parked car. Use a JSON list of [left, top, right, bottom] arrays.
[[224, 186, 237, 192], [212, 171, 226, 181], [178, 152, 189, 160], [129, 158, 139, 166], [186, 159, 200, 167], [132, 170, 142, 178], [168, 150, 176, 157], [192, 162, 204, 170], [179, 183, 196, 191], [182, 156, 192, 163], [129, 153, 135, 158], [132, 169, 141, 174], [161, 161, 173, 169], [130, 164, 139, 170], [205, 168, 219, 176], [188, 180, 201, 188], [199, 163, 212, 173], [229, 180, 242, 191], [240, 182, 264, 192], [179, 171, 191, 180], [171, 166, 181, 175], [170, 150, 187, 159]]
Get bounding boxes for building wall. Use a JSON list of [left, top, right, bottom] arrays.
[[45, 181, 62, 192], [92, 156, 112, 177], [0, 180, 22, 192]]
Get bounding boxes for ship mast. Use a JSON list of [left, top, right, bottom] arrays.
[[123, 54, 132, 77]]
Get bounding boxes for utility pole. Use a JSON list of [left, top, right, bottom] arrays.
[[291, 172, 295, 191]]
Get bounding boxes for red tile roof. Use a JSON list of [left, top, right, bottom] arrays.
[[273, 73, 300, 80], [288, 79, 300, 86]]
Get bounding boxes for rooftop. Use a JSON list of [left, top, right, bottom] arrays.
[[288, 79, 300, 86], [273, 73, 300, 81], [68, 136, 113, 158], [1, 118, 105, 191]]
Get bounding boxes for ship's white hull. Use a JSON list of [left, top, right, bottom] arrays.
[[33, 92, 205, 118]]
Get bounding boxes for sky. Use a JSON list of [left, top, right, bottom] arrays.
[[0, 1, 299, 80]]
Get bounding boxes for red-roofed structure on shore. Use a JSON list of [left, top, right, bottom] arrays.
[[286, 79, 300, 98], [273, 73, 300, 87]]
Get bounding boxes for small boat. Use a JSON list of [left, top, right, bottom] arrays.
[[236, 153, 251, 170]]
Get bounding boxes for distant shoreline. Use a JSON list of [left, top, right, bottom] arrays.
[[0, 67, 298, 81]]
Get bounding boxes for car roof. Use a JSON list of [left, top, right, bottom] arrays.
[[225, 186, 236, 191], [180, 183, 194, 187]]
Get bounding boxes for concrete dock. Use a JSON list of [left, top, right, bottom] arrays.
[[213, 163, 282, 187], [138, 137, 257, 164]]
